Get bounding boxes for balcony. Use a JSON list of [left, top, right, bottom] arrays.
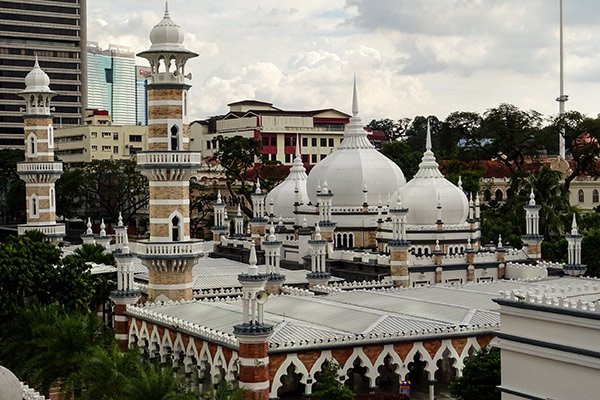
[[18, 224, 65, 237], [17, 162, 63, 174], [149, 72, 186, 85], [136, 151, 202, 169], [135, 240, 205, 259]]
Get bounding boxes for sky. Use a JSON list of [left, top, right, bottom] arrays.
[[88, 0, 600, 123]]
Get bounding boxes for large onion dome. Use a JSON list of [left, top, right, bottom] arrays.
[[392, 122, 468, 225], [22, 56, 52, 93], [306, 78, 406, 206], [148, 2, 186, 51], [0, 365, 22, 400], [267, 147, 310, 217]]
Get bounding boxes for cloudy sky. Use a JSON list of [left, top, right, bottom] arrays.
[[88, 0, 600, 123]]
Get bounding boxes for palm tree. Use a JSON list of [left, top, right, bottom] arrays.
[[71, 243, 116, 266], [201, 383, 246, 400], [122, 362, 197, 400]]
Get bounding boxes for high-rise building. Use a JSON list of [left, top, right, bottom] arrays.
[[87, 43, 136, 125], [135, 66, 151, 125], [0, 0, 86, 148]]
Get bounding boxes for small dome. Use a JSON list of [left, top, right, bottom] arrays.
[[267, 151, 310, 217], [392, 123, 468, 225], [149, 3, 185, 51], [22, 56, 52, 93], [306, 78, 406, 206], [0, 365, 22, 400]]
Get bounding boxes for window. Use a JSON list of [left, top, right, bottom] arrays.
[[91, 145, 98, 151], [594, 189, 599, 203], [171, 216, 181, 241], [270, 137, 277, 146], [495, 189, 503, 202], [112, 132, 119, 140], [207, 141, 211, 149], [49, 187, 54, 211], [302, 154, 309, 163], [285, 136, 291, 147], [578, 189, 585, 203], [320, 138, 327, 147], [340, 138, 343, 143], [102, 145, 111, 152], [328, 138, 334, 147], [129, 135, 142, 142], [91, 132, 97, 138], [320, 154, 326, 160], [113, 146, 119, 154], [302, 138, 308, 147], [170, 125, 179, 151], [311, 138, 317, 147], [270, 154, 277, 161], [483, 189, 492, 202], [102, 132, 111, 138], [311, 154, 317, 163], [30, 195, 38, 218], [261, 136, 269, 146], [285, 154, 292, 163], [47, 125, 54, 148], [27, 133, 37, 156]]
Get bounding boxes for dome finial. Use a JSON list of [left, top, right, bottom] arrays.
[[426, 118, 432, 152], [295, 133, 301, 158], [34, 54, 39, 68], [529, 188, 536, 205], [571, 214, 578, 235], [352, 74, 359, 116], [164, 1, 170, 18]]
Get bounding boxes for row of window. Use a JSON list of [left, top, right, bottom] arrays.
[[91, 145, 119, 153], [578, 189, 599, 203], [484, 187, 600, 204], [282, 153, 327, 163]]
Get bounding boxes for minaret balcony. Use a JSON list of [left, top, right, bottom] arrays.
[[18, 223, 65, 237], [135, 239, 205, 259], [17, 162, 63, 175], [149, 72, 187, 85], [136, 151, 202, 170]]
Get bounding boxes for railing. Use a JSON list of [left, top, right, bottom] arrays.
[[17, 162, 63, 173], [18, 224, 65, 236], [135, 240, 205, 256], [150, 72, 186, 85], [136, 152, 202, 165]]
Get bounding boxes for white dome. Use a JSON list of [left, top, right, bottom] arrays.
[[306, 79, 406, 207], [267, 152, 310, 217], [22, 57, 52, 93], [0, 366, 22, 400], [392, 124, 468, 225], [149, 3, 185, 51]]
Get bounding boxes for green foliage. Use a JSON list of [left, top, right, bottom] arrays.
[[55, 167, 87, 219], [582, 228, 600, 278], [311, 362, 354, 400], [0, 305, 109, 395], [201, 382, 246, 400], [379, 141, 420, 180], [190, 179, 217, 239], [0, 231, 93, 319], [541, 238, 568, 262], [0, 148, 25, 223], [449, 346, 500, 400]]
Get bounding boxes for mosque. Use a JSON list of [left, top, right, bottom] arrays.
[[10, 3, 598, 400]]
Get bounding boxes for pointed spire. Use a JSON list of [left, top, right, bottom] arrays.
[[86, 217, 92, 235], [322, 181, 329, 195], [467, 237, 472, 250], [216, 190, 222, 204], [248, 241, 257, 275], [118, 212, 123, 227], [314, 224, 322, 240], [34, 54, 40, 68], [571, 214, 578, 235], [529, 188, 536, 205], [352, 74, 359, 116], [255, 178, 261, 194], [426, 118, 432, 152], [268, 223, 276, 241], [497, 234, 503, 248], [458, 176, 463, 190], [100, 218, 106, 236], [302, 217, 308, 228], [164, 1, 170, 18], [435, 239, 441, 252], [295, 134, 301, 158], [236, 204, 241, 216]]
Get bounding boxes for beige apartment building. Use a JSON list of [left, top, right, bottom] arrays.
[[55, 109, 147, 166], [190, 100, 351, 165]]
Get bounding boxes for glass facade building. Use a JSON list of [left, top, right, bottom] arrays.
[[0, 0, 86, 148], [87, 43, 136, 125]]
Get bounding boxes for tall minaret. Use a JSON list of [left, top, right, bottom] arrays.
[[233, 242, 272, 400], [565, 214, 585, 276], [135, 4, 202, 301], [522, 189, 543, 260], [16, 57, 64, 242]]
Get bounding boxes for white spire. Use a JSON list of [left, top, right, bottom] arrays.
[[216, 190, 222, 204], [295, 133, 301, 158], [248, 241, 258, 275], [529, 188, 536, 205], [255, 178, 261, 194], [314, 224, 322, 240], [352, 74, 359, 116], [86, 217, 92, 235], [164, 1, 170, 18], [426, 118, 432, 152], [571, 214, 578, 235], [100, 218, 106, 236], [498, 234, 503, 248], [412, 117, 443, 179], [118, 212, 123, 227], [236, 204, 241, 216], [467, 237, 472, 250], [268, 223, 276, 242], [458, 176, 463, 190], [435, 239, 441, 252]]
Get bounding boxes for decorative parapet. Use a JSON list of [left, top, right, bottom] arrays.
[[329, 249, 391, 265], [22, 383, 48, 400], [136, 151, 202, 168], [17, 162, 63, 174], [499, 288, 600, 313], [135, 240, 205, 258], [505, 262, 548, 280], [17, 224, 65, 237], [126, 300, 239, 347], [221, 237, 254, 249], [280, 286, 314, 296], [327, 279, 393, 291]]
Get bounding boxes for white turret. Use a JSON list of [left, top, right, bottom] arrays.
[[565, 214, 585, 276]]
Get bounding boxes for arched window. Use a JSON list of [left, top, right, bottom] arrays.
[[27, 133, 37, 156], [47, 125, 54, 148], [578, 189, 585, 203], [495, 189, 503, 202], [30, 196, 38, 218], [348, 233, 354, 249], [49, 187, 54, 210], [158, 57, 166, 73], [170, 125, 179, 151], [593, 189, 599, 203], [483, 189, 492, 202], [342, 233, 347, 248], [171, 216, 181, 241]]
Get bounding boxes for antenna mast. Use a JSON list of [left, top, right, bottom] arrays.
[[557, 0, 568, 159]]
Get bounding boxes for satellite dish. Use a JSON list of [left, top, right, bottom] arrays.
[[256, 290, 269, 304]]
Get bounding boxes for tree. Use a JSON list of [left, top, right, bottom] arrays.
[[379, 141, 421, 180], [80, 159, 149, 225], [0, 231, 93, 319], [0, 148, 25, 223], [190, 178, 217, 239], [582, 228, 600, 278], [449, 346, 500, 400], [55, 167, 87, 219], [366, 118, 410, 141], [201, 383, 246, 400], [311, 362, 354, 400], [121, 362, 197, 400], [0, 305, 109, 396]]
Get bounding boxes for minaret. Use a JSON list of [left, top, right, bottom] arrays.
[[522, 189, 543, 260], [135, 4, 202, 301], [388, 196, 411, 287], [234, 204, 245, 236], [565, 214, 585, 276], [316, 181, 336, 242], [16, 57, 64, 241], [262, 224, 285, 294], [233, 242, 272, 400], [250, 179, 268, 241], [211, 191, 229, 241], [306, 224, 330, 288], [110, 213, 139, 349]]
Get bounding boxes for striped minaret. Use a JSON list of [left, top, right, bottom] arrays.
[[16, 57, 64, 242], [234, 243, 272, 400], [135, 3, 202, 301]]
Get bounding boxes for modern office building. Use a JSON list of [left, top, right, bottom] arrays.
[[54, 109, 147, 167], [135, 66, 151, 125], [0, 0, 86, 148], [87, 43, 136, 125]]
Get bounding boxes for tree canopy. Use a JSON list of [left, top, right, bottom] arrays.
[[449, 346, 500, 400]]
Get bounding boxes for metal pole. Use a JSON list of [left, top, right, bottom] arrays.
[[557, 0, 568, 159]]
